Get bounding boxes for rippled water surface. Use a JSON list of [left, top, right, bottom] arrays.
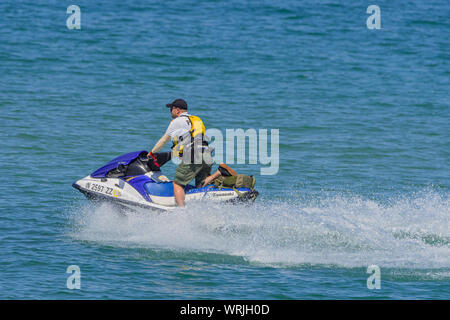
[[0, 0, 449, 299]]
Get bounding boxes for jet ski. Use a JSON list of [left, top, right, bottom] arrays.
[[72, 150, 258, 212]]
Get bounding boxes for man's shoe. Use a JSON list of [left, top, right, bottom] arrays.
[[218, 163, 237, 177]]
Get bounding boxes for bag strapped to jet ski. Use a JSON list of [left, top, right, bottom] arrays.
[[213, 174, 256, 198]]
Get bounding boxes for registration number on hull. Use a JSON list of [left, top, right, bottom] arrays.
[[86, 182, 118, 197]]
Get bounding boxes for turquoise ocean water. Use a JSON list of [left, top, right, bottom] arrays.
[[0, 0, 449, 299]]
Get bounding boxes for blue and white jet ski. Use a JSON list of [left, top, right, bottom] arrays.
[[72, 150, 258, 211]]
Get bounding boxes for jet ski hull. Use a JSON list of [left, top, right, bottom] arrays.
[[72, 151, 258, 211], [72, 179, 258, 212]]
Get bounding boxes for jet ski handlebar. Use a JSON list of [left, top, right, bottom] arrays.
[[142, 151, 172, 170]]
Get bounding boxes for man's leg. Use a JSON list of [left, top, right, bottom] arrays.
[[173, 162, 196, 207], [173, 181, 186, 207], [202, 163, 237, 187], [201, 170, 221, 187], [195, 162, 213, 188]]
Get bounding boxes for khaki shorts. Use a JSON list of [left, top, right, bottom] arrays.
[[173, 151, 213, 187]]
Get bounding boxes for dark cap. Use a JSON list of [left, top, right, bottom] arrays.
[[166, 98, 188, 110]]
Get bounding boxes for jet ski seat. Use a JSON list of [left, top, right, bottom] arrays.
[[106, 151, 172, 178]]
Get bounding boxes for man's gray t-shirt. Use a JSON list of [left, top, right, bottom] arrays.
[[165, 112, 191, 140], [165, 112, 212, 164]]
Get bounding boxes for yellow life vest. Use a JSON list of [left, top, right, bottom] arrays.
[[172, 115, 206, 158]]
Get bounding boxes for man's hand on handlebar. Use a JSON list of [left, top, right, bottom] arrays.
[[147, 151, 160, 168]]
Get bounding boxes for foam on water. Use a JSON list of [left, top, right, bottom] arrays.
[[69, 190, 449, 270]]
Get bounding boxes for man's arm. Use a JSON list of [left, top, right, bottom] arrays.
[[150, 134, 171, 153]]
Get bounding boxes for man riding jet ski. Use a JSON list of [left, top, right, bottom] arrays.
[[72, 150, 258, 212], [72, 99, 258, 211], [149, 98, 235, 207]]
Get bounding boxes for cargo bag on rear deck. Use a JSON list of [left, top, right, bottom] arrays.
[[213, 174, 255, 190]]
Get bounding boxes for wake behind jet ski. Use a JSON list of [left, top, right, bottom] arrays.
[[72, 150, 259, 212]]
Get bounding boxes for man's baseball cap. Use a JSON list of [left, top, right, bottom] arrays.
[[166, 99, 187, 110]]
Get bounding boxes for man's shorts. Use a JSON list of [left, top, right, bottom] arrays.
[[173, 151, 213, 187]]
